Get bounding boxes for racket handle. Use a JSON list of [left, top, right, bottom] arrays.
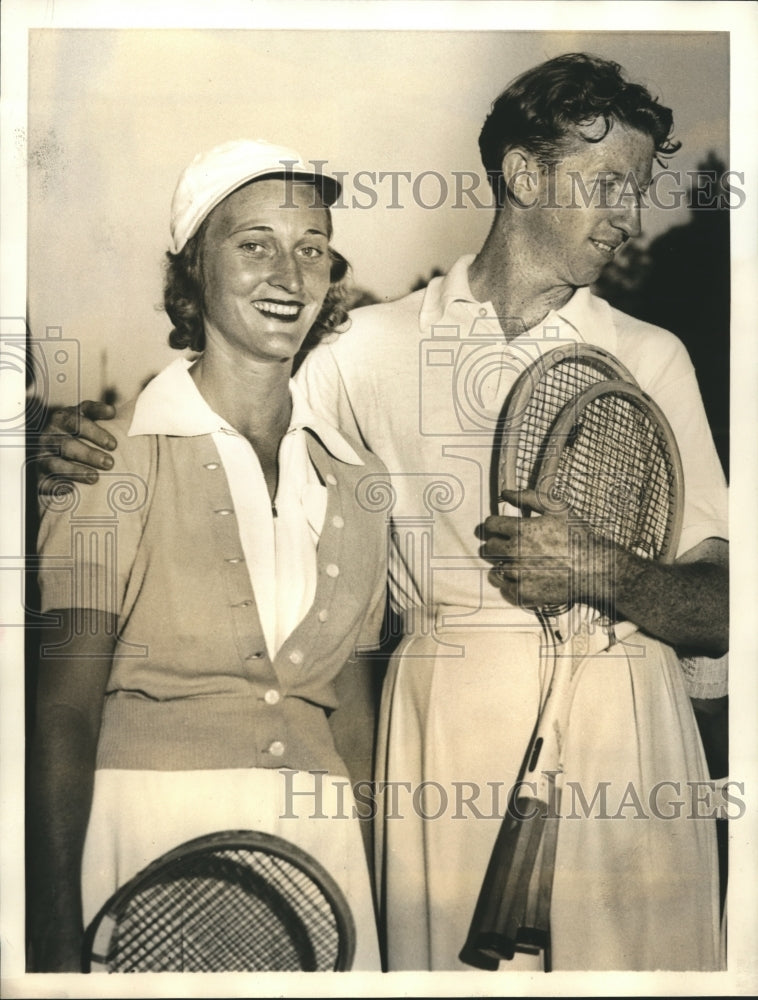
[[460, 618, 640, 971], [459, 788, 561, 969]]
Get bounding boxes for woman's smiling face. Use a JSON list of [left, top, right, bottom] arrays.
[[199, 177, 333, 364]]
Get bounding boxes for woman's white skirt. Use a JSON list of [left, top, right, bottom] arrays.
[[82, 767, 381, 971]]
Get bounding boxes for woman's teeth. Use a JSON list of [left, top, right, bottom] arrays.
[[253, 301, 301, 317]]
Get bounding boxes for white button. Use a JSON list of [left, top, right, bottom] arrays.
[[326, 564, 340, 578], [331, 515, 344, 529], [215, 508, 234, 516], [204, 462, 219, 470], [264, 689, 280, 705], [289, 650, 304, 665], [325, 473, 337, 485], [269, 741, 285, 757], [318, 609, 329, 623], [479, 307, 487, 317], [246, 651, 263, 660], [226, 557, 243, 564]]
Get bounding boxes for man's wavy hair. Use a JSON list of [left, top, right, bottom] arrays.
[[163, 203, 350, 359], [479, 52, 681, 206]]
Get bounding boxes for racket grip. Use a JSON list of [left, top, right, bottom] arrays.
[[459, 791, 560, 969]]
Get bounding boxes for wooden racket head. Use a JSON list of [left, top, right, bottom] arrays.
[[81, 829, 356, 973], [534, 379, 684, 565], [498, 344, 639, 498]]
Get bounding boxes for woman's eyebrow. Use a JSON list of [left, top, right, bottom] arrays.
[[230, 223, 274, 235], [230, 223, 329, 237]]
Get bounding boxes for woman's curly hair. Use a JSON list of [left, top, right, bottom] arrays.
[[163, 205, 351, 359], [479, 52, 682, 205]]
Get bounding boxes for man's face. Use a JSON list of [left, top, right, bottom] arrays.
[[520, 122, 655, 291]]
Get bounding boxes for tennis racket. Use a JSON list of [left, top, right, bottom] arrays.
[[495, 342, 639, 647], [460, 377, 684, 971], [81, 829, 356, 972]]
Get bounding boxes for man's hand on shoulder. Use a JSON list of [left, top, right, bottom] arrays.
[[35, 401, 118, 493]]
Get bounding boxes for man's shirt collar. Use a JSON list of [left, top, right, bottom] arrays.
[[418, 254, 481, 330], [418, 254, 616, 352]]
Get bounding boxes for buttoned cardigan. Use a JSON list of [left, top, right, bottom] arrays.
[[38, 395, 390, 776]]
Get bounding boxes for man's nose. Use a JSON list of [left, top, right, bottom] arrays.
[[612, 197, 642, 240]]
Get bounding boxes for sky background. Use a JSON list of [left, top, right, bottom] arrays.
[[25, 26, 731, 404]]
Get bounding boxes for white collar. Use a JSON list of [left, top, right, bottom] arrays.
[[418, 254, 480, 330], [419, 254, 616, 351], [523, 285, 616, 354], [128, 357, 364, 465]]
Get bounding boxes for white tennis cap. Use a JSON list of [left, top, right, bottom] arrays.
[[169, 138, 342, 253]]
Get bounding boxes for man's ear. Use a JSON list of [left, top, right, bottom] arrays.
[[501, 148, 538, 206]]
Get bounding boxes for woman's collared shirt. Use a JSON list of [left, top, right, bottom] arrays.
[[37, 357, 390, 774], [128, 358, 362, 659]]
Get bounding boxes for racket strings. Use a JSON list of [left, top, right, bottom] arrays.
[[137, 876, 304, 971], [546, 393, 676, 560], [502, 360, 633, 651], [112, 872, 235, 970], [506, 358, 629, 491], [101, 848, 341, 972], [109, 862, 308, 971]]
